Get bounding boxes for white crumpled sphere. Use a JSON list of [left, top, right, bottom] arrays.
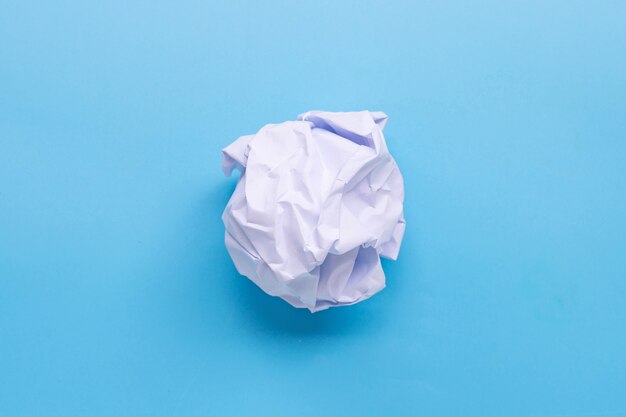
[[221, 110, 405, 312]]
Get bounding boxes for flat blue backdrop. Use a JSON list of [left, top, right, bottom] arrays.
[[1, 1, 626, 416]]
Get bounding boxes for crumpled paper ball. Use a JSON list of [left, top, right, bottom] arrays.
[[221, 110, 405, 312]]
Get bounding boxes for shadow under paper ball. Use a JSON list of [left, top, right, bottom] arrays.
[[229, 273, 389, 339]]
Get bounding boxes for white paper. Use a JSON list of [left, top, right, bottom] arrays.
[[221, 110, 405, 312]]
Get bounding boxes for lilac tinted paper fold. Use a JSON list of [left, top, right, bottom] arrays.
[[221, 110, 405, 312]]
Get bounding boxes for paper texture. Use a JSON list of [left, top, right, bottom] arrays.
[[221, 111, 405, 312]]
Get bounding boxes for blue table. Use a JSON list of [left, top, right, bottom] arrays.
[[2, 1, 626, 415]]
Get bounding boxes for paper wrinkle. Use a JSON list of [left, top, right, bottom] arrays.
[[221, 110, 405, 312]]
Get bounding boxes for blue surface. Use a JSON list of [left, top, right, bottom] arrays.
[[2, 1, 626, 416]]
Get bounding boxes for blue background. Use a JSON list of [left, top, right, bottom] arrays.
[[1, 1, 626, 416]]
